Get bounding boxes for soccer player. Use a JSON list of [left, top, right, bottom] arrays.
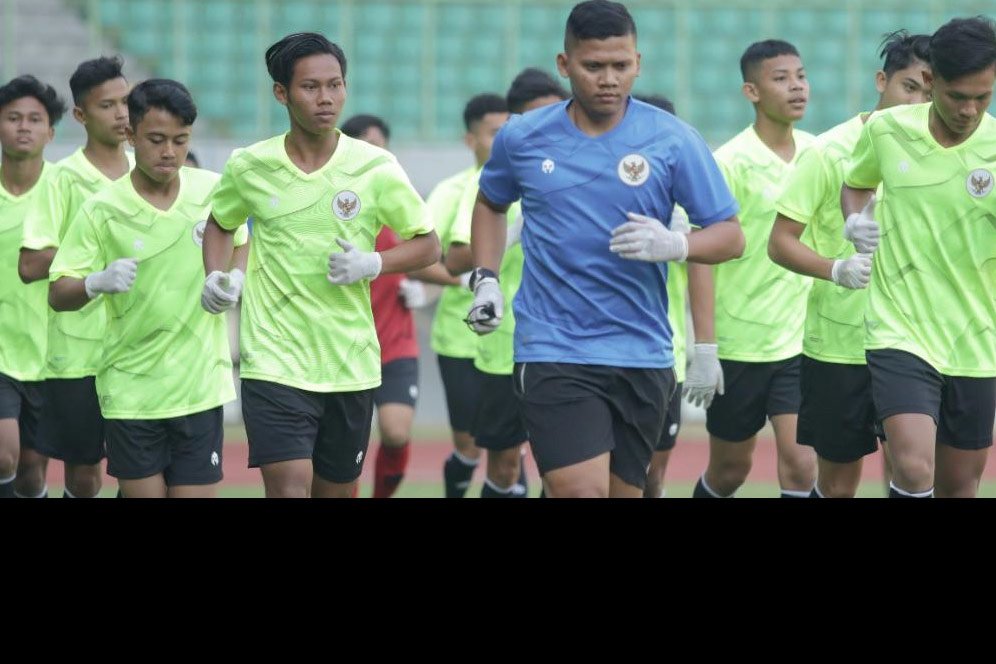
[[467, 0, 744, 498], [841, 17, 996, 498], [435, 93, 510, 498], [768, 31, 931, 498], [48, 79, 248, 498], [0, 75, 66, 498], [690, 39, 817, 499], [446, 68, 569, 498], [18, 56, 132, 498], [202, 32, 440, 498]]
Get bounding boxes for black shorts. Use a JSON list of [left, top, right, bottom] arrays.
[[655, 381, 683, 452], [33, 376, 106, 465], [867, 349, 996, 451], [706, 356, 802, 442], [514, 362, 675, 489], [242, 378, 374, 483], [798, 357, 878, 463], [105, 407, 224, 485], [374, 357, 419, 408], [472, 372, 528, 451], [0, 372, 44, 453], [437, 355, 486, 432]]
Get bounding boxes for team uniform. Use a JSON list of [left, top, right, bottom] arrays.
[[480, 98, 738, 488], [0, 164, 53, 460], [844, 103, 996, 449], [210, 131, 432, 482], [49, 168, 247, 484], [708, 125, 816, 442], [371, 227, 419, 409], [21, 149, 134, 465], [775, 114, 880, 463]]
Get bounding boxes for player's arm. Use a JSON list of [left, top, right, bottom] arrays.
[[444, 242, 473, 276], [409, 261, 461, 287], [203, 213, 237, 275], [768, 214, 833, 280], [18, 247, 56, 284], [379, 230, 440, 274], [50, 210, 136, 312], [686, 217, 744, 263], [470, 191, 510, 274], [683, 261, 724, 408]]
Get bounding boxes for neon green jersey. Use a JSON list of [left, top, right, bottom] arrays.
[[714, 125, 815, 362], [21, 148, 135, 378], [666, 208, 690, 383], [211, 132, 433, 392], [0, 163, 52, 382], [429, 167, 480, 359], [776, 114, 869, 365], [844, 102, 996, 376], [49, 168, 248, 419]]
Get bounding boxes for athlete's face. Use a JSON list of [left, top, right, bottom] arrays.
[[877, 59, 932, 109], [358, 126, 388, 149], [465, 111, 509, 166], [926, 65, 995, 138], [276, 54, 347, 136], [0, 96, 53, 160], [127, 107, 191, 185], [744, 54, 809, 123], [557, 34, 640, 123], [74, 77, 130, 146]]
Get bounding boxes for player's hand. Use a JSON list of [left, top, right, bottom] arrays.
[[844, 196, 879, 253], [398, 278, 429, 309], [201, 268, 245, 314], [465, 269, 503, 335], [505, 214, 524, 250], [84, 258, 138, 298], [610, 212, 689, 263], [328, 238, 383, 285], [831, 253, 872, 289], [683, 343, 724, 409]]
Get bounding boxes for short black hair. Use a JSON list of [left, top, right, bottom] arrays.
[[506, 68, 569, 114], [265, 32, 347, 88], [930, 16, 996, 82], [740, 39, 801, 82], [463, 93, 507, 131], [69, 56, 125, 106], [0, 75, 67, 126], [636, 94, 675, 115], [565, 1, 636, 50], [879, 30, 931, 77], [127, 79, 197, 128], [341, 114, 391, 142]]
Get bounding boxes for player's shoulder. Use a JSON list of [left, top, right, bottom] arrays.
[[713, 125, 757, 167], [223, 134, 285, 174], [180, 166, 222, 205], [335, 133, 399, 177], [864, 102, 930, 139], [429, 167, 475, 199], [501, 100, 571, 147], [77, 173, 134, 221]]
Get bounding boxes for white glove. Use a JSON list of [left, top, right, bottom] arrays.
[[84, 258, 138, 298], [830, 253, 872, 289], [844, 196, 879, 254], [683, 343, 725, 409], [459, 272, 472, 290], [505, 214, 524, 249], [610, 212, 689, 263], [466, 276, 503, 335], [398, 278, 428, 309], [201, 269, 245, 314], [670, 207, 692, 235], [328, 238, 383, 285]]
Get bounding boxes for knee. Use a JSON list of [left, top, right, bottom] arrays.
[[66, 466, 102, 498], [711, 455, 752, 489], [488, 450, 522, 488]]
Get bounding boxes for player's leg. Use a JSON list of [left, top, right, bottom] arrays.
[[165, 407, 224, 499], [312, 390, 375, 499], [0, 374, 24, 498], [107, 418, 170, 498], [438, 355, 484, 497], [371, 358, 418, 498], [475, 373, 528, 497], [934, 376, 995, 498], [607, 367, 673, 499], [645, 381, 682, 498], [32, 377, 105, 497], [768, 356, 815, 497]]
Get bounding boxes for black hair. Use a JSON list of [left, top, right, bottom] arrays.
[[636, 94, 675, 115], [69, 56, 125, 106], [463, 93, 507, 131], [265, 32, 347, 88], [185, 150, 200, 167], [0, 75, 67, 126], [506, 68, 569, 114], [879, 30, 931, 77], [740, 39, 801, 82], [564, 1, 636, 50], [127, 79, 197, 127], [341, 114, 391, 141], [929, 16, 996, 82]]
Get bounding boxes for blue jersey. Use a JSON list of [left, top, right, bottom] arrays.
[[479, 98, 737, 368]]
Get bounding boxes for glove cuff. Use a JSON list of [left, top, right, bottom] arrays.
[[83, 272, 100, 299], [469, 267, 499, 291]]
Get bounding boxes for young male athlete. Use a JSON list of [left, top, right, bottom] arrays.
[[202, 33, 440, 498]]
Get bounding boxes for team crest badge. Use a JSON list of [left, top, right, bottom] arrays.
[[192, 220, 207, 247], [542, 159, 555, 174], [967, 169, 993, 198], [333, 190, 361, 220], [618, 154, 650, 186]]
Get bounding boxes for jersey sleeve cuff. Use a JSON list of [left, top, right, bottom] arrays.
[[690, 202, 740, 228]]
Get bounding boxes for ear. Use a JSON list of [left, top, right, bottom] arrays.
[[742, 81, 760, 104], [556, 52, 569, 79], [635, 51, 642, 78], [125, 124, 135, 148], [46, 125, 55, 142], [273, 82, 288, 106], [921, 68, 934, 89], [72, 106, 86, 126], [463, 131, 474, 151]]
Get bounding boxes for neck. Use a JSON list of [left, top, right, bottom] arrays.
[[568, 99, 627, 137], [130, 167, 180, 210], [285, 126, 339, 173], [753, 112, 796, 161], [0, 153, 44, 196], [83, 137, 129, 179], [928, 105, 974, 148]]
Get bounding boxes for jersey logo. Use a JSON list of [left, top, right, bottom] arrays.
[[192, 220, 207, 247], [968, 169, 993, 198], [898, 160, 910, 174], [333, 190, 361, 220], [618, 154, 650, 186], [668, 423, 679, 437], [210, 451, 220, 467], [542, 159, 555, 174], [355, 450, 365, 465]]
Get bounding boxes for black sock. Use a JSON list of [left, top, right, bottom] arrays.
[[0, 476, 14, 499], [809, 488, 821, 498], [443, 452, 478, 498], [116, 488, 124, 498], [538, 488, 546, 498], [693, 476, 724, 498]]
